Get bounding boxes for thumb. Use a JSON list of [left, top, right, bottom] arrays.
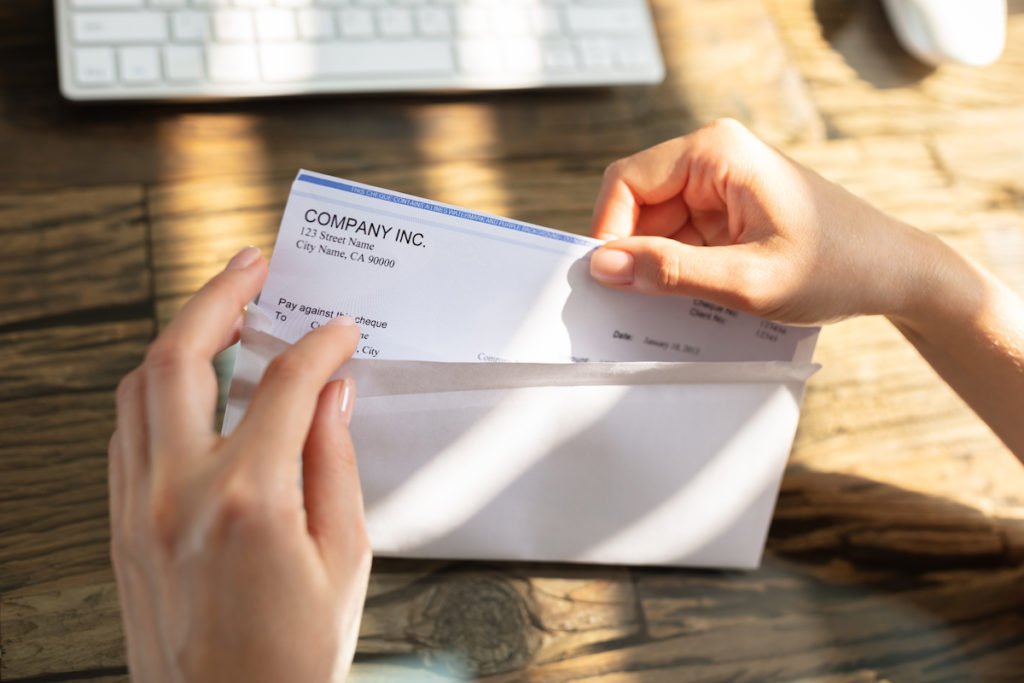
[[302, 378, 369, 574], [589, 236, 755, 306]]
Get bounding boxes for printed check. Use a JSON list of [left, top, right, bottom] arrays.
[[259, 170, 819, 364]]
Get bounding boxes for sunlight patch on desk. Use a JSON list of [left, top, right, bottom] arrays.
[[411, 106, 513, 219]]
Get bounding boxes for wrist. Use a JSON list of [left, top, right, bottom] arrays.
[[883, 225, 983, 336]]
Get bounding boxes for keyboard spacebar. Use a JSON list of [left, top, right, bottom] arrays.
[[260, 42, 455, 82]]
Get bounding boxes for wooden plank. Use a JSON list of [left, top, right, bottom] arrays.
[[359, 561, 638, 674], [0, 320, 149, 679], [1, 574, 126, 680], [0, 185, 148, 327], [467, 564, 1024, 682], [2, 561, 636, 680], [766, 0, 1024, 138], [0, 321, 151, 612], [0, 0, 819, 191]]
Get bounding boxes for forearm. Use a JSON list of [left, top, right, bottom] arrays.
[[886, 230, 1024, 460]]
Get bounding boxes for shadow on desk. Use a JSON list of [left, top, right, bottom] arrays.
[[346, 465, 1024, 682]]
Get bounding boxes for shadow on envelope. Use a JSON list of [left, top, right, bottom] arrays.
[[355, 379, 803, 569], [224, 306, 815, 569]]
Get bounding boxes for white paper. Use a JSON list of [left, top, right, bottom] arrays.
[[223, 171, 821, 569], [257, 170, 818, 364]]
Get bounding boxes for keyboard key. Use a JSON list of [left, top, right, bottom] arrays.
[[207, 45, 260, 81], [260, 41, 454, 80], [529, 7, 561, 36], [542, 41, 575, 71], [255, 8, 298, 40], [214, 9, 255, 41], [73, 47, 116, 84], [566, 7, 645, 35], [378, 8, 413, 37], [415, 7, 450, 37], [296, 8, 335, 38], [164, 45, 204, 80], [457, 39, 502, 74], [71, 0, 143, 7], [488, 8, 529, 35], [614, 41, 652, 68], [119, 46, 161, 83], [454, 8, 487, 35], [72, 11, 168, 43], [171, 10, 211, 41], [500, 41, 541, 73], [578, 39, 613, 69], [337, 8, 373, 37]]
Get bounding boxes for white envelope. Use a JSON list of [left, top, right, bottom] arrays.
[[224, 305, 818, 569]]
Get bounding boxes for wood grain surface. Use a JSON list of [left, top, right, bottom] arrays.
[[2, 0, 1023, 681]]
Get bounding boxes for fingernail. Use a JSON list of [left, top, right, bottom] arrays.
[[590, 248, 635, 285], [226, 246, 260, 271], [328, 315, 356, 327], [596, 232, 619, 242], [339, 378, 356, 427]]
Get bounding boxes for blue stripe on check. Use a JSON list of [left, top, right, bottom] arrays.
[[296, 173, 593, 247]]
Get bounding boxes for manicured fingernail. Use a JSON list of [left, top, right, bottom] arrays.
[[339, 378, 356, 427], [226, 246, 260, 271], [590, 248, 635, 285], [329, 315, 356, 327]]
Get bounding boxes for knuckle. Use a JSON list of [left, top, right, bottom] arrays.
[[652, 251, 685, 292], [214, 481, 267, 536], [147, 490, 182, 556], [602, 158, 627, 183], [115, 370, 140, 405], [264, 352, 309, 386], [708, 117, 746, 137], [144, 339, 189, 375]]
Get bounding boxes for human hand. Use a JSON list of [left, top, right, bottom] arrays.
[[588, 119, 947, 325], [108, 247, 370, 683]]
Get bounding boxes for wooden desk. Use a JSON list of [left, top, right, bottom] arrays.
[[3, 0, 1024, 680]]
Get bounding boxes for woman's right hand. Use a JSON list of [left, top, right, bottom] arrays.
[[588, 120, 1024, 459], [587, 118, 950, 326]]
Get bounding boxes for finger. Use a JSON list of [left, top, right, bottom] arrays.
[[115, 369, 148, 521], [107, 432, 125, 534], [591, 169, 640, 241], [589, 237, 759, 310], [144, 247, 267, 460], [232, 317, 360, 484], [591, 138, 695, 241], [591, 119, 768, 242], [302, 379, 369, 575], [635, 195, 690, 238]]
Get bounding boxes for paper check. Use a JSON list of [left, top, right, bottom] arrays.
[[259, 170, 818, 364]]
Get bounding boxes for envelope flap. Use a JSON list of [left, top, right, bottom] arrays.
[[235, 309, 819, 399]]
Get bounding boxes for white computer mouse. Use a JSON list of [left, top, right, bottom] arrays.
[[881, 0, 1006, 66]]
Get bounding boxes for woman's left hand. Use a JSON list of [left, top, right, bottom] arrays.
[[109, 247, 371, 683]]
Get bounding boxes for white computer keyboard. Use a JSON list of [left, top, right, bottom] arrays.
[[55, 0, 665, 101]]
